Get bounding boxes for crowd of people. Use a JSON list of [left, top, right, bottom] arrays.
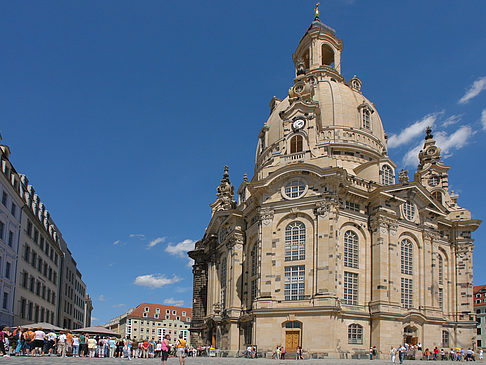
[[387, 343, 484, 363], [0, 325, 191, 364]]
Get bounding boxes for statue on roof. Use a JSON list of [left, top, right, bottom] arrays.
[[314, 3, 320, 21]]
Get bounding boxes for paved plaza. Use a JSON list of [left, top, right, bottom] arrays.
[[0, 357, 472, 365]]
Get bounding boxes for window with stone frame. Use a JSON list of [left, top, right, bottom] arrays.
[[401, 277, 413, 309], [403, 201, 415, 221], [362, 109, 371, 129], [442, 330, 449, 348], [285, 221, 306, 261], [381, 165, 394, 185], [438, 255, 444, 285], [290, 135, 303, 154], [348, 324, 363, 344], [400, 239, 413, 275], [220, 257, 227, 309], [284, 179, 306, 199], [344, 230, 359, 268], [344, 272, 358, 305], [284, 265, 305, 301], [250, 279, 257, 302], [251, 244, 258, 276], [438, 288, 444, 310]]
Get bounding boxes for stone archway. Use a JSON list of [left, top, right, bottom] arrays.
[[403, 325, 418, 345]]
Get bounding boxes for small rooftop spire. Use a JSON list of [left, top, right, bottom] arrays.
[[314, 2, 320, 21], [425, 126, 433, 140]]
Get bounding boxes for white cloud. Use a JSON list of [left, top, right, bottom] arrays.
[[434, 125, 473, 153], [91, 317, 99, 322], [441, 114, 462, 127], [402, 125, 473, 167], [402, 143, 423, 167], [163, 298, 184, 306], [113, 240, 120, 246], [129, 234, 145, 240], [133, 274, 182, 288], [388, 113, 439, 148], [112, 303, 126, 308], [481, 109, 486, 130], [165, 239, 196, 258], [459, 76, 486, 104], [98, 295, 106, 302], [148, 237, 166, 249]]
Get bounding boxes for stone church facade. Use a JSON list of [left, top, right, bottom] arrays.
[[189, 13, 481, 358]]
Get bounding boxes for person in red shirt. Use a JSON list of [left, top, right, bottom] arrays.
[[142, 340, 149, 358]]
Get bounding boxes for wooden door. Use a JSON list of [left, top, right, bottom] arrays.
[[285, 331, 300, 352]]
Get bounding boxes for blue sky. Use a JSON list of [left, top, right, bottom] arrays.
[[1, 1, 485, 325]]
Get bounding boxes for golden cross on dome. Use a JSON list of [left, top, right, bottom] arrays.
[[314, 3, 320, 20]]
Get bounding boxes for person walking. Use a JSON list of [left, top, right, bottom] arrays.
[[479, 348, 483, 361], [72, 335, 80, 357], [390, 346, 396, 363], [398, 344, 406, 364], [161, 335, 171, 365], [176, 335, 187, 365], [57, 332, 67, 357]]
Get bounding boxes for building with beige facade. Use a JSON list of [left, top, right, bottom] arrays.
[[0, 134, 91, 329], [189, 10, 481, 359], [106, 303, 192, 344]]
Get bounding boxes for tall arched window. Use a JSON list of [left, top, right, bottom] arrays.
[[438, 255, 443, 285], [401, 239, 413, 309], [285, 222, 305, 261], [290, 135, 303, 154], [362, 109, 371, 129], [348, 324, 363, 344], [401, 239, 413, 275], [344, 230, 359, 268], [322, 44, 334, 66], [381, 165, 394, 185]]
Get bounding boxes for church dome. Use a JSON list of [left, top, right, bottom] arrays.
[[254, 17, 393, 184]]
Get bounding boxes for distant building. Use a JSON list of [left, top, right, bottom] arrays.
[[0, 134, 91, 328], [0, 144, 23, 326], [84, 294, 93, 327], [107, 303, 192, 344], [474, 285, 486, 348]]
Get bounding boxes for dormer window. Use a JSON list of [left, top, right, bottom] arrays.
[[358, 102, 374, 130], [381, 165, 394, 185], [362, 109, 371, 129], [290, 135, 303, 154]]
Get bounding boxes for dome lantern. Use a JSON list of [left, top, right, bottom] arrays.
[[293, 6, 343, 79]]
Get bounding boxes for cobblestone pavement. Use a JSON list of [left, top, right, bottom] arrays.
[[0, 356, 471, 365]]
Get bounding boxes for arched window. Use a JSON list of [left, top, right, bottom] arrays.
[[348, 324, 363, 344], [290, 135, 303, 154], [344, 230, 359, 268], [401, 239, 413, 309], [401, 239, 413, 275], [381, 165, 394, 185], [285, 222, 305, 261], [362, 109, 371, 129], [322, 44, 334, 66], [438, 255, 443, 285]]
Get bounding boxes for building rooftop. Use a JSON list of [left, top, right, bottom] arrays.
[[127, 302, 192, 322]]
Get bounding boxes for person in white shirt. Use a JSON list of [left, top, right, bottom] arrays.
[[57, 332, 67, 357], [390, 346, 396, 363], [46, 332, 57, 355]]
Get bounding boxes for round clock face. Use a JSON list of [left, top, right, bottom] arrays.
[[293, 119, 305, 130]]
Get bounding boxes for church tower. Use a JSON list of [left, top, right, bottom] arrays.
[[189, 6, 480, 358]]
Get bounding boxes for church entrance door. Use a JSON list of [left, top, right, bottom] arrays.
[[285, 331, 300, 352]]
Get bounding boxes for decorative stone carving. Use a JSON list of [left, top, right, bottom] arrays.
[[210, 166, 236, 213], [258, 207, 274, 225], [315, 200, 330, 217], [398, 169, 409, 184]]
